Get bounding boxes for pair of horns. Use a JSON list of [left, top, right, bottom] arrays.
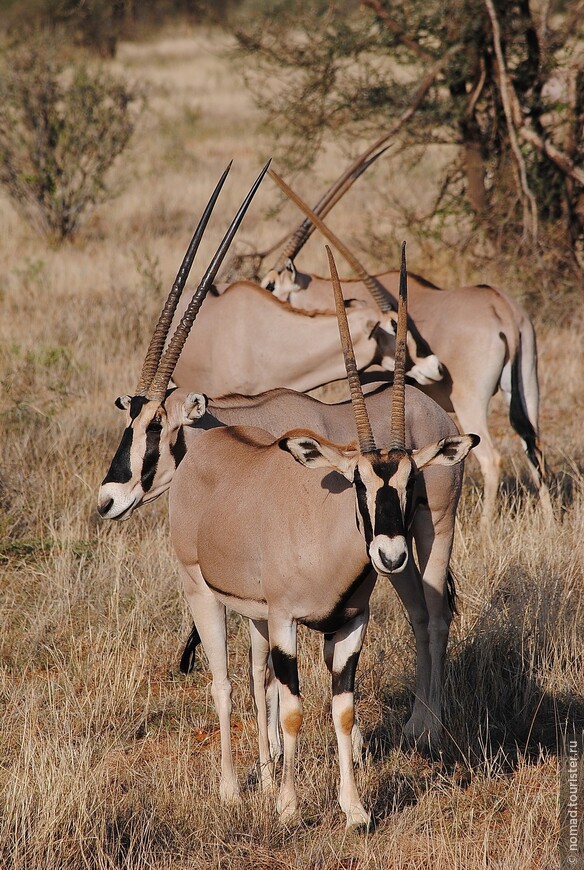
[[269, 169, 393, 313], [136, 160, 270, 401], [327, 242, 408, 455], [274, 145, 391, 272]]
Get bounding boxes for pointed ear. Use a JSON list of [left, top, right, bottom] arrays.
[[279, 433, 358, 480], [411, 434, 480, 470], [380, 313, 397, 335], [261, 269, 277, 291], [183, 392, 208, 421], [115, 395, 131, 410]]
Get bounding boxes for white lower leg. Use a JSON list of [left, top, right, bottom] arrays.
[[249, 619, 275, 792]]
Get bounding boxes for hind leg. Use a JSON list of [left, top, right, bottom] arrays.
[[453, 398, 501, 526], [249, 619, 276, 793]]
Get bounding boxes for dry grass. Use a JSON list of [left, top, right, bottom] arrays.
[[0, 26, 583, 870]]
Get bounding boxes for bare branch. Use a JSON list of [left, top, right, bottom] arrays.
[[518, 126, 584, 187], [484, 0, 539, 244]]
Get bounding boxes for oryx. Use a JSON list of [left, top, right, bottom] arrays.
[[99, 177, 475, 753], [98, 192, 477, 823], [262, 171, 552, 524]]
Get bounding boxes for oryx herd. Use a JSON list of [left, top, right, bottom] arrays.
[[97, 157, 550, 828]]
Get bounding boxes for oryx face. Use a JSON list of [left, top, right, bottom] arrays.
[[353, 449, 414, 575], [97, 391, 188, 520], [281, 432, 478, 577]]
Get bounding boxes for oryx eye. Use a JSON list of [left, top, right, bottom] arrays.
[[147, 418, 163, 432]]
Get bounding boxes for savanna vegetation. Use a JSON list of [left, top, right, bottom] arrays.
[[0, 7, 583, 869]]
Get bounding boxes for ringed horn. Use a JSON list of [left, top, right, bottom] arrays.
[[143, 159, 271, 402], [136, 162, 233, 395], [268, 169, 392, 314], [326, 245, 376, 454], [326, 242, 409, 455], [274, 145, 390, 271]]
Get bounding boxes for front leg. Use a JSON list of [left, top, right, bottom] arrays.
[[180, 564, 240, 804], [329, 613, 371, 829], [409, 503, 457, 747], [268, 618, 301, 823], [387, 555, 432, 744]]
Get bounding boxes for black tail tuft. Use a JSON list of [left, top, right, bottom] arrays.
[[179, 623, 201, 674], [509, 339, 546, 482]]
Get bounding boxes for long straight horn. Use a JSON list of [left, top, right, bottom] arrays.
[[135, 162, 232, 395], [269, 169, 393, 313], [326, 246, 376, 454], [274, 145, 391, 270], [147, 160, 271, 400], [389, 242, 408, 451]]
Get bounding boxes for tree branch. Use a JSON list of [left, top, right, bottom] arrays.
[[361, 0, 435, 63], [484, 0, 539, 243], [518, 126, 584, 187]]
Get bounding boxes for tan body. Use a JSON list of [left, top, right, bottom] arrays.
[[169, 281, 442, 394], [167, 412, 475, 825], [100, 382, 464, 753], [269, 267, 550, 521]]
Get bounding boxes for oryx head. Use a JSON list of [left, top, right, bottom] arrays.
[[266, 170, 444, 387], [280, 245, 478, 576], [97, 161, 270, 521]]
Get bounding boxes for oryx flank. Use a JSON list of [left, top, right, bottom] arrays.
[[98, 211, 477, 825], [262, 172, 551, 525]]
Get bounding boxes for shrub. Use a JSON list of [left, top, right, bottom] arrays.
[[0, 39, 142, 240]]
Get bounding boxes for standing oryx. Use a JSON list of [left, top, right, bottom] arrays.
[[99, 174, 475, 753], [262, 171, 552, 524], [98, 178, 477, 824]]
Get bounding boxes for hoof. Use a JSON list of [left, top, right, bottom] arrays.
[[277, 795, 298, 824], [345, 804, 371, 831], [219, 781, 241, 804]]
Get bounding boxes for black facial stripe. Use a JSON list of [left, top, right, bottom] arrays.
[[170, 426, 187, 467], [374, 483, 406, 538], [332, 651, 360, 697], [129, 395, 149, 420], [353, 469, 373, 546], [102, 425, 133, 484], [271, 647, 300, 696], [141, 422, 161, 492]]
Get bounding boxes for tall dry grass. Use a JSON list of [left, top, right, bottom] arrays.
[[0, 26, 583, 870]]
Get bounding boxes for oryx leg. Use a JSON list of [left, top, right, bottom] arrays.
[[323, 634, 365, 764], [408, 504, 457, 746], [265, 652, 282, 762], [452, 395, 501, 525], [269, 618, 302, 822], [249, 619, 276, 793], [180, 564, 240, 803], [499, 357, 554, 520], [386, 555, 432, 743], [328, 613, 371, 829]]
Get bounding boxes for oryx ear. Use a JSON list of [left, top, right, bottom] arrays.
[[279, 433, 358, 481], [381, 312, 397, 335], [284, 258, 296, 281], [261, 269, 277, 291], [183, 392, 208, 421], [411, 434, 480, 470], [115, 395, 131, 410]]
